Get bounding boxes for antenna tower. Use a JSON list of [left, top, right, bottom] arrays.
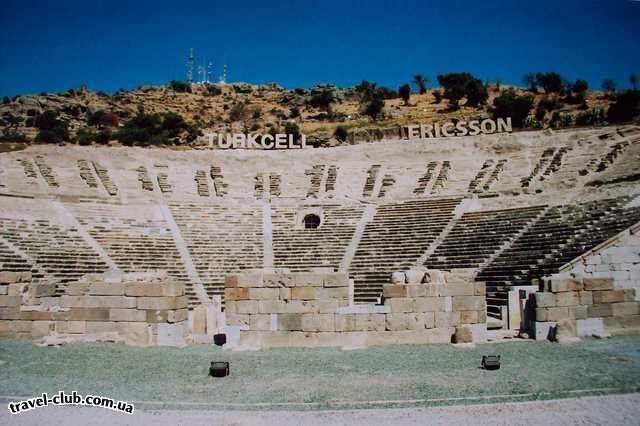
[[186, 48, 194, 83]]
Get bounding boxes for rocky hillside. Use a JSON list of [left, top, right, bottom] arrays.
[[0, 79, 634, 149]]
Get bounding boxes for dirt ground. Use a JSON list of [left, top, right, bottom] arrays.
[[3, 393, 639, 425]]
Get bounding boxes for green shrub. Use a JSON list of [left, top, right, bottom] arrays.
[[0, 130, 28, 143], [436, 73, 488, 109], [229, 103, 247, 122], [334, 125, 349, 142], [115, 110, 191, 146], [309, 88, 336, 112], [34, 110, 69, 143], [550, 111, 573, 128], [535, 72, 564, 94], [413, 74, 428, 94], [575, 107, 606, 126], [399, 84, 411, 105], [95, 129, 112, 144], [522, 73, 538, 92], [492, 89, 534, 127], [2, 96, 11, 105], [169, 80, 191, 93], [75, 128, 97, 145], [364, 97, 384, 120], [87, 110, 119, 127], [206, 85, 222, 96], [607, 90, 640, 123]]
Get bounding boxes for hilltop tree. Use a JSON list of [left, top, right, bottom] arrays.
[[608, 90, 640, 123], [436, 73, 488, 109], [364, 97, 384, 121], [572, 79, 589, 103], [169, 80, 191, 93], [522, 73, 537, 92], [354, 80, 379, 101], [631, 73, 638, 91], [309, 87, 336, 113], [399, 84, 411, 105], [601, 79, 617, 94], [536, 72, 564, 93], [492, 89, 534, 128], [413, 74, 428, 94]]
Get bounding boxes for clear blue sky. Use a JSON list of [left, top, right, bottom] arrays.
[[1, 0, 639, 96]]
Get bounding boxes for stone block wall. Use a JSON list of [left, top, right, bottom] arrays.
[[224, 269, 487, 349], [559, 223, 640, 300], [534, 277, 640, 341], [0, 271, 189, 346]]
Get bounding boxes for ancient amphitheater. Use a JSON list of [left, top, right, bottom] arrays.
[[1, 125, 640, 347]]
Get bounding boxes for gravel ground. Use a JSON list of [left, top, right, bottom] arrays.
[[3, 393, 640, 425], [2, 336, 640, 409]]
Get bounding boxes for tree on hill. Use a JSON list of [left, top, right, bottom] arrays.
[[413, 74, 428, 94], [115, 110, 193, 146], [334, 125, 349, 143], [169, 80, 191, 93], [355, 80, 379, 102], [522, 73, 538, 92], [399, 84, 411, 105], [436, 72, 488, 109], [631, 73, 638, 91], [87, 110, 119, 127], [309, 87, 336, 113], [492, 89, 534, 128], [601, 79, 617, 94], [571, 79, 589, 104], [535, 72, 564, 94], [34, 110, 69, 144], [364, 97, 384, 121], [607, 90, 640, 123]]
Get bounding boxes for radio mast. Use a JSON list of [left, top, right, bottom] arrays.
[[220, 64, 227, 84], [186, 48, 194, 84]]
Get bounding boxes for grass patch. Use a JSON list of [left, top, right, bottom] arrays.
[[1, 337, 639, 410]]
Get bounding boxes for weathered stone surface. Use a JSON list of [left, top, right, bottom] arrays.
[[294, 273, 324, 287], [291, 287, 316, 300], [250, 314, 271, 331], [583, 278, 614, 291], [389, 298, 413, 313], [192, 307, 207, 334], [592, 290, 626, 304], [248, 288, 279, 300], [323, 273, 349, 288], [391, 272, 405, 284], [611, 302, 640, 316], [109, 308, 146, 322], [555, 291, 579, 307], [355, 314, 385, 331], [383, 285, 407, 298], [587, 304, 613, 317], [536, 307, 569, 322], [413, 297, 443, 312], [136, 296, 187, 310], [124, 282, 183, 297], [535, 292, 556, 308], [576, 318, 608, 338], [61, 295, 137, 309], [405, 269, 425, 284], [225, 287, 249, 301], [89, 283, 124, 296], [277, 313, 302, 331], [451, 296, 484, 311], [263, 274, 291, 288], [301, 314, 334, 332]]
